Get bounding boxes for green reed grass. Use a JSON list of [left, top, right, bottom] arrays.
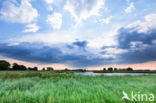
[[0, 71, 156, 103]]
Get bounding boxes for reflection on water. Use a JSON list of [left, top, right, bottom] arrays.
[[75, 72, 156, 76]]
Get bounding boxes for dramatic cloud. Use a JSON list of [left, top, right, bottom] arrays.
[[116, 13, 156, 63], [5, 12, 156, 67], [0, 0, 38, 23], [96, 13, 156, 64], [47, 12, 62, 29], [0, 42, 112, 67], [23, 23, 40, 32], [64, 0, 104, 21], [1, 13, 156, 67], [125, 2, 135, 13]]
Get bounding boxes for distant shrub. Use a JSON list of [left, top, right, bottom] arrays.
[[42, 68, 46, 71], [114, 68, 118, 71], [65, 68, 68, 71]]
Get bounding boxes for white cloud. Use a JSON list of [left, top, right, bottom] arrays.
[[11, 31, 77, 45], [47, 6, 53, 11], [0, 0, 38, 23], [125, 2, 135, 13], [47, 12, 62, 30], [44, 0, 53, 12], [127, 13, 156, 33], [44, 0, 54, 4], [23, 23, 40, 32], [96, 16, 113, 24], [64, 0, 104, 22], [87, 27, 119, 49]]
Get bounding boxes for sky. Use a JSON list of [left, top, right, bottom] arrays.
[[0, 0, 156, 70]]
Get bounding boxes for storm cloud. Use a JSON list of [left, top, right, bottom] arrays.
[[0, 42, 112, 67], [115, 19, 156, 64]]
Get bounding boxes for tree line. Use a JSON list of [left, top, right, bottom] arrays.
[[0, 60, 54, 71], [0, 60, 134, 71], [102, 67, 133, 71]]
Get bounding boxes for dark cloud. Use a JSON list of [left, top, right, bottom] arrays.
[[1, 23, 156, 67], [117, 46, 156, 64], [72, 40, 88, 49], [1, 25, 156, 67], [116, 27, 156, 64], [117, 28, 156, 49], [0, 42, 112, 67], [0, 42, 63, 63], [66, 44, 74, 49]]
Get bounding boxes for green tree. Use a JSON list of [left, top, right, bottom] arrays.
[[127, 67, 133, 71], [114, 68, 118, 71], [42, 67, 45, 71], [0, 60, 10, 70], [12, 63, 27, 70], [108, 67, 113, 71], [65, 68, 68, 71], [103, 68, 106, 71]]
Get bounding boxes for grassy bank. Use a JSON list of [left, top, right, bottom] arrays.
[[0, 71, 156, 103]]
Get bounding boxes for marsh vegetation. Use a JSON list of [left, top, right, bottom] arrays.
[[0, 71, 156, 103]]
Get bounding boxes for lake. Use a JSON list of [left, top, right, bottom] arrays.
[[75, 72, 156, 76]]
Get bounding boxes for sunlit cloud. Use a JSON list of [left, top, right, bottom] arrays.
[[47, 12, 62, 30], [23, 23, 40, 32], [64, 0, 104, 22], [125, 2, 135, 13], [0, 0, 38, 23]]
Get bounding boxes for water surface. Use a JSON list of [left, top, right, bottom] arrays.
[[75, 72, 156, 76]]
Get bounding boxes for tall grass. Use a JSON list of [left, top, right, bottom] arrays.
[[0, 72, 156, 103], [1, 72, 75, 80]]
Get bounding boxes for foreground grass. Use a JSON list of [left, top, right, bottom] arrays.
[[0, 72, 156, 103]]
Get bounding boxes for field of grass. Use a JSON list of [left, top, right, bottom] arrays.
[[0, 71, 156, 103]]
